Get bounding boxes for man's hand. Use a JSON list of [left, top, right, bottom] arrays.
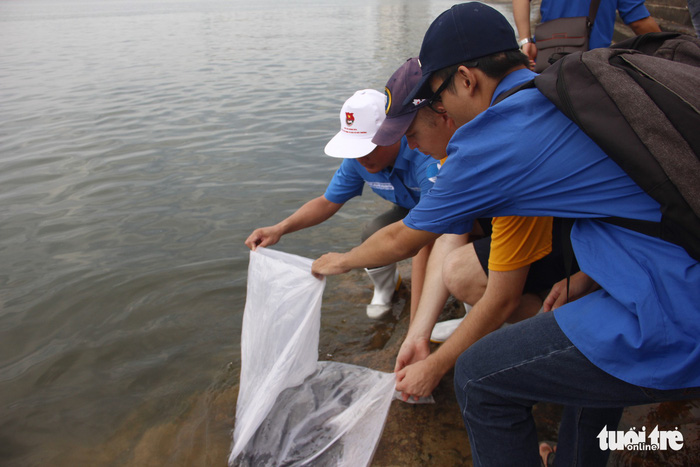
[[244, 226, 283, 251], [522, 42, 537, 66], [311, 253, 351, 279], [394, 335, 439, 402], [543, 271, 600, 312], [395, 357, 444, 402], [394, 335, 431, 373]]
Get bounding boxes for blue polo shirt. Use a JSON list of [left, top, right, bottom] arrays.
[[540, 0, 651, 49], [324, 137, 437, 210], [404, 68, 700, 390]]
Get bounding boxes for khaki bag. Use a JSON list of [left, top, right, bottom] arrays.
[[534, 0, 601, 72]]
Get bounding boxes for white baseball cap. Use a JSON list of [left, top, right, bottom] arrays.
[[324, 89, 386, 158]]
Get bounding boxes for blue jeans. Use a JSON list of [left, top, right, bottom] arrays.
[[453, 312, 700, 467]]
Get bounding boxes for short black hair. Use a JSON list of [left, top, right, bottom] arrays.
[[433, 50, 529, 92]]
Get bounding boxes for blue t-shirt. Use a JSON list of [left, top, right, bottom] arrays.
[[540, 0, 651, 49], [404, 68, 700, 390], [324, 137, 437, 210]]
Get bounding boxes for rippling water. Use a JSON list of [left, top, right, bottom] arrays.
[[0, 0, 517, 464]]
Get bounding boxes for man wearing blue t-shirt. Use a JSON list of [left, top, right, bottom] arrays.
[[246, 89, 437, 319], [312, 3, 699, 465], [513, 0, 660, 66]]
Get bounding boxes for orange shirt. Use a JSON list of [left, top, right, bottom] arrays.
[[488, 216, 553, 271], [438, 155, 552, 272]]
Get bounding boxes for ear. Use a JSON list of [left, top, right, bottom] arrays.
[[456, 65, 478, 95], [440, 112, 456, 129]]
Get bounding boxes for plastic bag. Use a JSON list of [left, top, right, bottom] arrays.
[[229, 248, 396, 467]]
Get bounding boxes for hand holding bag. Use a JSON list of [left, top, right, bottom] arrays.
[[534, 0, 601, 72]]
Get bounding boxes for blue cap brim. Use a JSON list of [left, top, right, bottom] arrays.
[[372, 111, 417, 146], [402, 72, 432, 107]]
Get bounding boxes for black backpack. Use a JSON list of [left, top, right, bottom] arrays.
[[499, 32, 700, 261]]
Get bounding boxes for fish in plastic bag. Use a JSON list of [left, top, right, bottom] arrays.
[[229, 248, 396, 467]]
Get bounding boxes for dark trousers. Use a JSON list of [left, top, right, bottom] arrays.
[[454, 312, 700, 466]]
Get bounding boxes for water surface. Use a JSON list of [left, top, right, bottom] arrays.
[[1, 0, 519, 464]]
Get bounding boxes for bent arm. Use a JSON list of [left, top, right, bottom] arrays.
[[395, 266, 529, 399], [272, 195, 343, 234], [512, 0, 537, 61], [245, 195, 343, 250], [394, 234, 469, 377], [425, 266, 527, 364], [409, 241, 434, 319], [628, 16, 661, 35], [409, 233, 469, 327], [312, 220, 440, 276], [543, 271, 600, 312]]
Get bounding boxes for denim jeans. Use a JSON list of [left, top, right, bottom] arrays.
[[453, 312, 700, 467], [689, 0, 700, 37]]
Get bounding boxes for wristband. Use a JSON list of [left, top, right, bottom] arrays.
[[518, 37, 534, 47]]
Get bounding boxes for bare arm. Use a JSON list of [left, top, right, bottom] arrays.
[[628, 16, 661, 35], [311, 220, 440, 277], [512, 0, 537, 61], [409, 241, 434, 319], [244, 195, 343, 250], [409, 233, 467, 323], [395, 265, 529, 400], [391, 234, 468, 374]]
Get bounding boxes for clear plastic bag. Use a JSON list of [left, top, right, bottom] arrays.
[[230, 248, 396, 467]]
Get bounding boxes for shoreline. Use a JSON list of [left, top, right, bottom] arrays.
[[100, 270, 699, 466]]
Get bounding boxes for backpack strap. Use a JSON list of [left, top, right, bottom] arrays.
[[588, 0, 602, 28], [492, 79, 536, 106], [560, 218, 576, 303]]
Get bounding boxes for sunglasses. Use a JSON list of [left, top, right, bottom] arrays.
[[427, 61, 479, 114]]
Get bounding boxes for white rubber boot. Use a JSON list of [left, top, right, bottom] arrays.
[[364, 264, 401, 319], [430, 302, 472, 343]]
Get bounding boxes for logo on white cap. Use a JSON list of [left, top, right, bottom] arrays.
[[324, 89, 386, 158]]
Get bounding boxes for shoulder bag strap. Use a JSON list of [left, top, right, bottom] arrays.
[[589, 0, 602, 27]]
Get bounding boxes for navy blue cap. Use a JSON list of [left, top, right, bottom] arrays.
[[403, 2, 518, 106], [372, 58, 428, 146]]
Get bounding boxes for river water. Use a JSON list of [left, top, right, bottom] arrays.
[[0, 0, 520, 465]]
